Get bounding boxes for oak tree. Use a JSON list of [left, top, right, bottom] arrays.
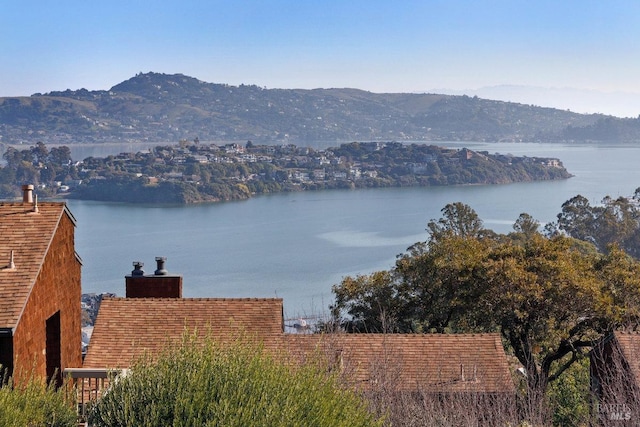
[[331, 203, 640, 396]]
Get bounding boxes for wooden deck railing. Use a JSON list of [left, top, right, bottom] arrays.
[[63, 368, 127, 422]]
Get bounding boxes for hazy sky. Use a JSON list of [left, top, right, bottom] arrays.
[[2, 1, 639, 115]]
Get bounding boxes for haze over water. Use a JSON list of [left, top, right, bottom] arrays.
[[69, 142, 640, 318]]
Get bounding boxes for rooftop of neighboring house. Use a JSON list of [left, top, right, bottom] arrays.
[[81, 255, 514, 395], [0, 186, 76, 330], [82, 296, 284, 368], [284, 333, 515, 394]]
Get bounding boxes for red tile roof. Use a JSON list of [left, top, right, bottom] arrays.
[[83, 297, 284, 368], [0, 202, 75, 329], [284, 333, 515, 393]]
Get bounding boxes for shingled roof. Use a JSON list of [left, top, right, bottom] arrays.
[[83, 297, 284, 368], [0, 201, 76, 330], [284, 333, 515, 394]]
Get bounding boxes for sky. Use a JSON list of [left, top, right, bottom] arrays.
[[2, 0, 640, 116]]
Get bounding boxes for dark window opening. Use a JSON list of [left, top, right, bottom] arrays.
[[0, 336, 13, 384], [46, 311, 62, 387]]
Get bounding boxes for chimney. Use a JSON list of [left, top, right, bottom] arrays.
[[154, 257, 168, 275], [125, 256, 182, 298], [131, 261, 144, 276], [22, 185, 34, 203]]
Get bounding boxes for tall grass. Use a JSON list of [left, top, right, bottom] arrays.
[[0, 373, 76, 427], [88, 333, 383, 427]]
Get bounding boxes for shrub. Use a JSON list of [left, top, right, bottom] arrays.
[[0, 374, 76, 427], [89, 334, 382, 427], [547, 357, 591, 426]]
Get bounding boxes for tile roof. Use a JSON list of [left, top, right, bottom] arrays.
[[83, 297, 284, 368], [0, 202, 73, 329], [284, 333, 515, 393]]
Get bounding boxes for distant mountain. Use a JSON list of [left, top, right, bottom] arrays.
[[0, 72, 639, 145], [435, 85, 640, 118]]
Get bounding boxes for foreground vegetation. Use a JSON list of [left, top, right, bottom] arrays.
[[0, 374, 76, 427], [89, 335, 382, 427]]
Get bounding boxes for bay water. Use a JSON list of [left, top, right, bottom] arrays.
[[67, 142, 640, 318]]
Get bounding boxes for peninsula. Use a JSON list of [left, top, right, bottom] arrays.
[[0, 141, 571, 204]]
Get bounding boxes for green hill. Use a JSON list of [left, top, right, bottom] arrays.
[[1, 72, 638, 145]]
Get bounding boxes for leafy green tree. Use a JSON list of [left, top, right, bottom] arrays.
[[331, 203, 640, 399], [331, 270, 408, 333], [394, 235, 492, 333], [554, 195, 596, 243], [15, 161, 39, 185], [2, 147, 21, 168], [478, 234, 604, 393], [555, 193, 640, 257], [49, 146, 72, 166], [426, 202, 489, 241], [31, 141, 49, 164], [546, 357, 591, 426], [512, 212, 540, 238]]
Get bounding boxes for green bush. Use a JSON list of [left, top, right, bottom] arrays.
[[89, 334, 382, 427], [547, 357, 591, 427], [0, 374, 76, 427]]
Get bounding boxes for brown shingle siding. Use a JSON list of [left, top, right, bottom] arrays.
[[0, 202, 81, 380]]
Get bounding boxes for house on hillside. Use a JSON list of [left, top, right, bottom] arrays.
[[0, 185, 82, 385], [591, 331, 640, 423]]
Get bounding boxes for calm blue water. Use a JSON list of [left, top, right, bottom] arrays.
[[67, 142, 640, 318]]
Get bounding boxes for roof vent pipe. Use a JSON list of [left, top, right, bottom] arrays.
[[1, 250, 16, 270], [131, 261, 144, 276], [154, 257, 168, 275], [22, 185, 34, 203], [32, 194, 38, 213]]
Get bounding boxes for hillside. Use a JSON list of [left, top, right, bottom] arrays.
[[1, 72, 639, 145]]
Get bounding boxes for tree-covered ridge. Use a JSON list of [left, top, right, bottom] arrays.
[[1, 72, 636, 145], [0, 141, 571, 203]]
